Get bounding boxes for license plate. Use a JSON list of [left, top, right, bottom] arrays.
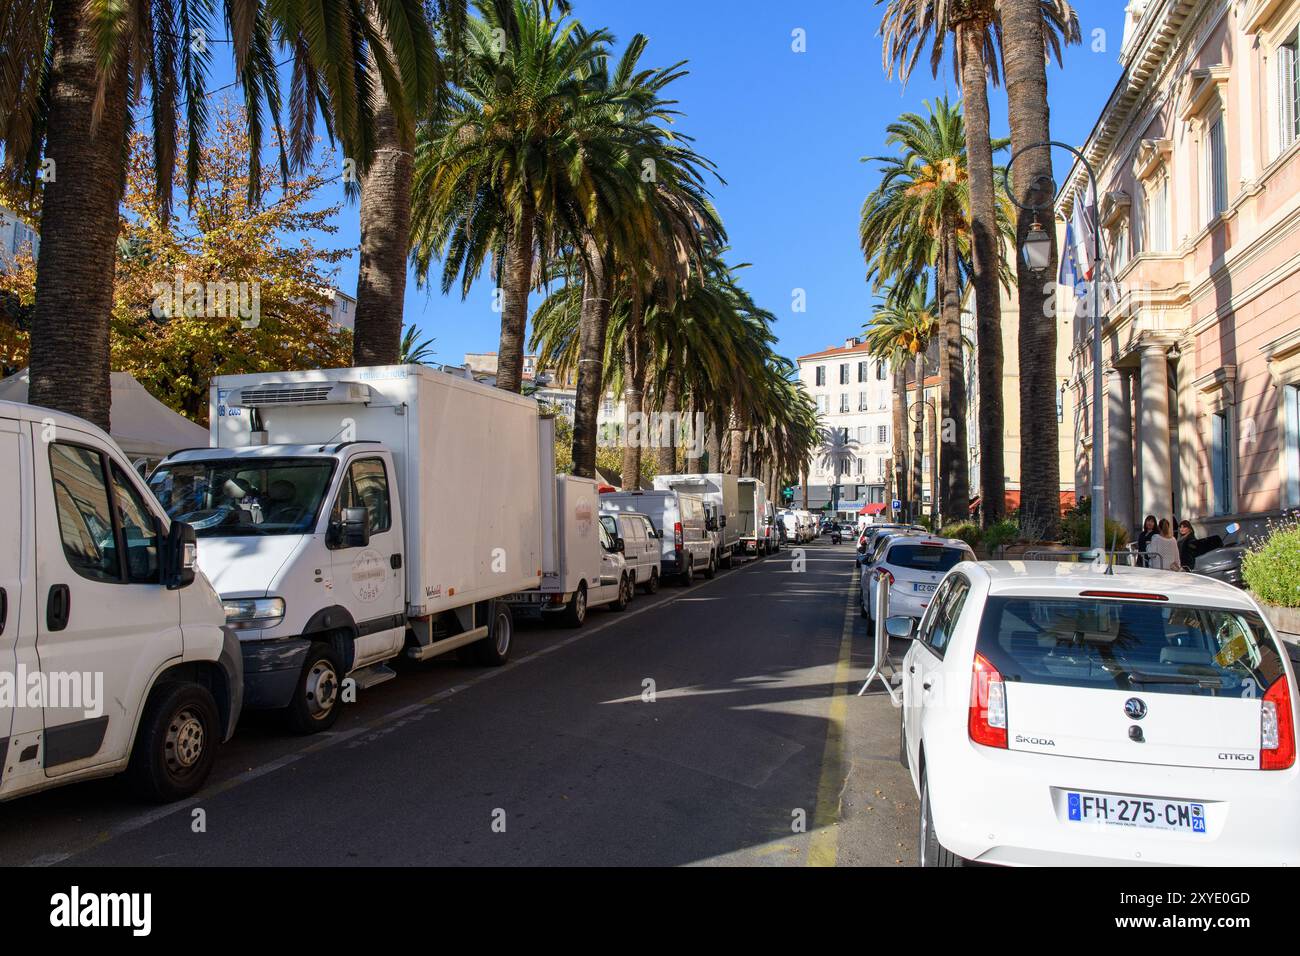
[[1066, 791, 1207, 834], [913, 582, 937, 593]]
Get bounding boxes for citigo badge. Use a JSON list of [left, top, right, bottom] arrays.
[[351, 549, 387, 603], [575, 497, 593, 536]]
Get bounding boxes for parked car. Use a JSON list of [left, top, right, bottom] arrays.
[[600, 488, 714, 584], [898, 561, 1299, 866], [153, 364, 544, 734], [858, 523, 923, 558], [1, 400, 242, 802], [861, 534, 975, 626], [602, 511, 662, 594]]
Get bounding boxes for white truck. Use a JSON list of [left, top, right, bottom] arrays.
[[652, 472, 739, 568], [150, 365, 543, 734], [1, 400, 242, 802], [738, 478, 769, 555], [508, 471, 632, 626]]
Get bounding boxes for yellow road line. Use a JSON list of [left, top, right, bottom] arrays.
[[807, 564, 859, 867]]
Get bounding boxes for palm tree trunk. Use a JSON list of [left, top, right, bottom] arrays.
[[935, 257, 952, 525], [892, 360, 909, 518], [571, 240, 610, 478], [1001, 0, 1061, 539], [353, 65, 413, 366], [727, 406, 744, 477], [26, 0, 130, 431], [912, 354, 925, 523], [621, 293, 647, 488], [942, 233, 970, 524], [688, 400, 706, 475], [707, 414, 723, 472], [494, 196, 535, 393], [800, 464, 809, 510], [657, 355, 679, 474], [959, 21, 1006, 526]]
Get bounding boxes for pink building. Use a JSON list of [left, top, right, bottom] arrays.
[[1062, 0, 1300, 539]]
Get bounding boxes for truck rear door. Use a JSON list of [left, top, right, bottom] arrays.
[[0, 418, 22, 752]]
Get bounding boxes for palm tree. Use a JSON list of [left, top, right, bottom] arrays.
[[2, 0, 432, 430], [816, 427, 860, 515], [398, 324, 437, 364], [410, 2, 615, 394], [999, 0, 1080, 539]]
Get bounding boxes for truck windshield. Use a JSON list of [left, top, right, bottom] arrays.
[[149, 458, 335, 537]]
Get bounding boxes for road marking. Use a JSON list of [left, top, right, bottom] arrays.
[[25, 554, 768, 866], [807, 562, 858, 867]]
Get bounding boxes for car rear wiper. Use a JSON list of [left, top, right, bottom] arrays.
[[1127, 670, 1222, 688]]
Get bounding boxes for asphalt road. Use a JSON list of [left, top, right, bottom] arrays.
[[0, 539, 918, 866]]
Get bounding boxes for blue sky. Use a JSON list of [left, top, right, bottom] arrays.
[[203, 0, 1128, 367]]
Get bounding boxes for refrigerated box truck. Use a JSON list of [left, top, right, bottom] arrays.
[[738, 478, 769, 554], [150, 364, 543, 733], [652, 472, 739, 568]]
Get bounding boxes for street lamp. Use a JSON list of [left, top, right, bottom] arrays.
[[1004, 141, 1106, 552]]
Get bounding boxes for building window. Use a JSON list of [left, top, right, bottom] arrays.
[[857, 360, 869, 383], [1279, 32, 1299, 155], [815, 365, 826, 386], [877, 424, 888, 444], [876, 360, 887, 381], [1285, 384, 1300, 508], [839, 364, 849, 385], [855, 456, 864, 476], [857, 426, 868, 444], [1144, 174, 1169, 252], [839, 393, 849, 413], [1211, 409, 1233, 515], [1204, 115, 1228, 223], [1109, 221, 1129, 272], [858, 391, 868, 411], [877, 456, 886, 478], [816, 394, 829, 414]]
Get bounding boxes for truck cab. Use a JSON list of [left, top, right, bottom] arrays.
[[1, 400, 240, 803]]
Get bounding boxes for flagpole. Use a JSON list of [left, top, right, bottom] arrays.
[[1005, 141, 1107, 552]]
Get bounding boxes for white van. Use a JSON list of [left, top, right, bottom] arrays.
[[152, 365, 544, 734], [1, 401, 242, 802], [600, 489, 714, 584], [602, 511, 662, 594], [738, 478, 769, 555], [653, 473, 739, 568]]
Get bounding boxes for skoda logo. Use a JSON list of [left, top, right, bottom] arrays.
[[1124, 697, 1148, 720]]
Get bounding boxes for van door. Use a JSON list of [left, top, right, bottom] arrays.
[[0, 419, 23, 754], [34, 436, 183, 777], [327, 455, 405, 667]]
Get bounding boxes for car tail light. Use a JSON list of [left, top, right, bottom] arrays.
[[1262, 676, 1295, 770], [968, 653, 1007, 748], [674, 521, 683, 551]]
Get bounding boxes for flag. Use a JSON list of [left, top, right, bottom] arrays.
[[1070, 179, 1097, 281], [1058, 220, 1079, 287]]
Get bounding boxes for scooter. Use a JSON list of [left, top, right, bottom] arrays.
[[1191, 522, 1246, 588]]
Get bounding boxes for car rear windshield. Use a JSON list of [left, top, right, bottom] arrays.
[[976, 597, 1286, 698], [887, 544, 969, 572]]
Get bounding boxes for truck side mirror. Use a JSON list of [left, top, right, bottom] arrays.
[[341, 506, 371, 548], [614, 536, 625, 553], [163, 519, 198, 590], [719, 515, 727, 527], [705, 517, 718, 532]]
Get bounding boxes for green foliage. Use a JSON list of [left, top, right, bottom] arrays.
[[1244, 519, 1300, 608], [1060, 498, 1130, 549], [940, 522, 983, 548], [983, 519, 1019, 554]]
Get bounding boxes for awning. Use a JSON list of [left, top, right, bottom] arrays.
[[969, 490, 1077, 515], [859, 503, 886, 515]]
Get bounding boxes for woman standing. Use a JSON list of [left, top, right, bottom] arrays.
[[1177, 520, 1199, 571], [1149, 518, 1182, 572], [1136, 515, 1158, 567]]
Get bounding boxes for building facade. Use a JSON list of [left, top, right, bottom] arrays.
[[795, 336, 896, 511], [1062, 0, 1300, 540]]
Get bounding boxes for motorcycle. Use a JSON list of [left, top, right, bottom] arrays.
[[1191, 522, 1246, 587]]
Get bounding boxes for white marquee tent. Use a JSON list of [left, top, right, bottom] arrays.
[[0, 368, 209, 460]]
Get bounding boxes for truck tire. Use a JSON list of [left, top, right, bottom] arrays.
[[679, 557, 695, 587], [704, 552, 717, 579], [472, 600, 513, 666], [560, 582, 588, 627], [919, 769, 964, 867], [641, 567, 660, 595], [610, 574, 631, 611], [722, 548, 734, 569], [127, 682, 220, 802], [283, 642, 343, 735]]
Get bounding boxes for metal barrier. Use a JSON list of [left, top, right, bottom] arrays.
[[1021, 548, 1165, 570], [856, 566, 902, 704]]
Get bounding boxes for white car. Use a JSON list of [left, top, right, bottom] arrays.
[[897, 561, 1300, 866], [861, 534, 974, 625], [601, 511, 662, 594]]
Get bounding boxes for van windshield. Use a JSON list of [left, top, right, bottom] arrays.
[[976, 597, 1286, 698], [149, 458, 335, 537]]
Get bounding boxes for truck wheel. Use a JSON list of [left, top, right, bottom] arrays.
[[642, 568, 660, 595], [472, 600, 513, 666], [127, 682, 220, 802], [611, 575, 631, 612], [704, 552, 717, 579], [680, 557, 695, 587], [722, 548, 734, 569], [561, 583, 588, 627], [283, 642, 343, 735]]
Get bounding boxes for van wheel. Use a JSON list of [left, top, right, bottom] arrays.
[[919, 769, 963, 867], [899, 707, 910, 769], [642, 568, 660, 594], [704, 552, 717, 579], [611, 575, 631, 611], [472, 600, 513, 666], [561, 583, 587, 627], [680, 558, 695, 587], [127, 683, 220, 802], [283, 642, 343, 735]]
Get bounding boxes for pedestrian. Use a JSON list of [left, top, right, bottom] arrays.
[[1136, 514, 1158, 567], [1177, 519, 1198, 571], [1149, 518, 1182, 572]]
